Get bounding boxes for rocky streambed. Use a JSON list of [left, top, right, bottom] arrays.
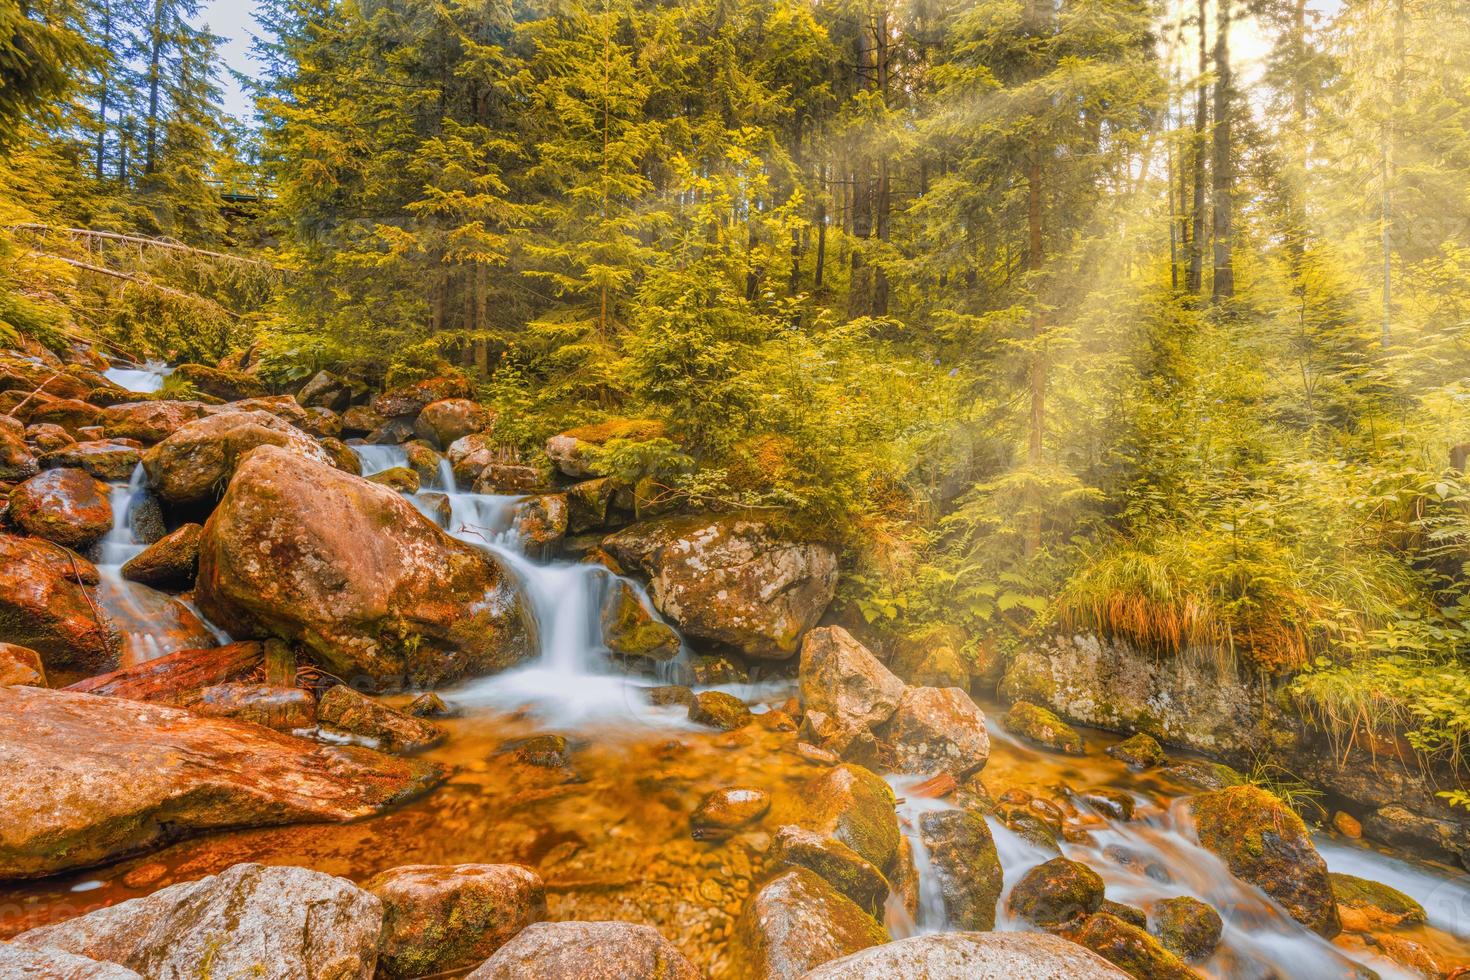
[[0, 345, 1467, 979]]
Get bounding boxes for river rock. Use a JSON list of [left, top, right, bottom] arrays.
[[465, 920, 698, 980], [171, 363, 267, 401], [1107, 732, 1168, 768], [196, 446, 533, 690], [317, 684, 445, 752], [690, 787, 771, 841], [27, 397, 103, 435], [601, 580, 680, 661], [26, 421, 74, 452], [101, 400, 214, 443], [373, 376, 472, 419], [0, 942, 142, 979], [799, 626, 905, 737], [733, 868, 889, 980], [142, 409, 333, 505], [0, 642, 46, 687], [301, 405, 342, 438], [367, 864, 546, 979], [319, 435, 363, 474], [687, 690, 753, 730], [918, 809, 1004, 930], [1362, 804, 1470, 870], [446, 432, 496, 481], [342, 404, 385, 436], [0, 533, 119, 673], [567, 477, 616, 532], [0, 431, 39, 483], [1150, 895, 1222, 961], [799, 764, 901, 874], [0, 686, 444, 877], [1072, 912, 1198, 980], [514, 493, 567, 555], [414, 398, 489, 448], [96, 576, 219, 665], [768, 825, 890, 917], [8, 468, 113, 549], [884, 685, 991, 777], [1005, 701, 1085, 754], [66, 641, 264, 705], [297, 370, 354, 411], [11, 863, 381, 979], [368, 465, 421, 493], [604, 515, 837, 659], [1162, 760, 1246, 791], [1190, 785, 1340, 937], [799, 932, 1132, 979], [544, 418, 666, 478], [194, 681, 316, 730], [1007, 857, 1105, 929], [1330, 872, 1426, 931], [38, 439, 141, 481], [120, 522, 201, 589], [474, 463, 541, 495]]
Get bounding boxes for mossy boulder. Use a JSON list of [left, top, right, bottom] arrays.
[[1072, 912, 1199, 980], [1007, 857, 1104, 929], [414, 398, 490, 449], [690, 787, 771, 841], [317, 684, 445, 753], [101, 399, 215, 443], [1162, 760, 1246, 791], [368, 465, 421, 493], [799, 764, 902, 874], [466, 921, 698, 979], [883, 685, 992, 778], [1330, 872, 1426, 932], [366, 863, 546, 979], [767, 825, 890, 918], [0, 534, 120, 673], [120, 522, 202, 590], [1150, 896, 1222, 961], [1189, 785, 1340, 937], [919, 809, 1004, 930], [687, 690, 753, 730], [372, 376, 473, 420], [732, 867, 889, 980], [544, 418, 666, 477], [1100, 899, 1147, 929], [600, 580, 680, 661], [1107, 733, 1168, 769], [799, 625, 905, 737], [39, 438, 141, 481], [142, 409, 335, 505], [8, 467, 112, 549], [1005, 701, 1085, 755]]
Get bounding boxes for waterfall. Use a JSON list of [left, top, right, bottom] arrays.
[[104, 361, 170, 393]]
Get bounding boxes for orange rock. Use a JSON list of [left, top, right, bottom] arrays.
[[1333, 810, 1363, 838]]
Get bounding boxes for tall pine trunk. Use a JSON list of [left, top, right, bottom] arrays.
[[95, 0, 112, 180], [1381, 0, 1405, 346], [1211, 0, 1234, 302], [1187, 0, 1208, 294], [1025, 138, 1044, 559], [144, 0, 165, 175]]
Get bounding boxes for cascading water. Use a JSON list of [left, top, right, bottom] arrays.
[[103, 361, 171, 393]]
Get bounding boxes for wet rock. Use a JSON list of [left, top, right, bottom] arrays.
[[0, 942, 142, 979], [66, 641, 263, 705], [96, 576, 219, 665], [1190, 785, 1340, 937], [0, 534, 119, 673], [1363, 804, 1469, 869], [691, 787, 771, 841], [11, 863, 381, 979], [370, 418, 416, 445], [318, 684, 445, 753], [1150, 895, 1222, 961], [1100, 899, 1147, 929], [514, 493, 568, 555], [368, 465, 421, 493], [119, 522, 201, 589], [8, 468, 112, 549], [193, 682, 317, 730], [799, 764, 901, 873], [301, 406, 342, 438], [687, 690, 754, 730], [465, 920, 698, 980], [1005, 701, 1085, 755], [1078, 788, 1136, 821], [227, 395, 310, 426], [513, 734, 570, 768], [1071, 912, 1198, 980], [374, 376, 473, 419], [767, 825, 889, 917], [0, 686, 444, 877], [1332, 810, 1363, 838], [142, 409, 334, 506], [798, 931, 1131, 980], [416, 491, 452, 526], [367, 864, 545, 979], [601, 580, 680, 661], [297, 370, 354, 412], [0, 642, 46, 687], [995, 803, 1063, 853], [25, 421, 74, 452], [1330, 872, 1426, 931], [171, 363, 268, 401], [1107, 733, 1168, 768], [799, 626, 905, 737], [1161, 760, 1246, 791], [447, 432, 496, 483], [567, 477, 616, 532], [1341, 933, 1445, 979], [648, 684, 694, 707], [604, 515, 837, 659], [197, 446, 533, 690], [100, 400, 214, 443], [687, 653, 749, 685], [341, 404, 385, 436], [919, 809, 1004, 930], [28, 397, 103, 435], [319, 435, 363, 474], [0, 421, 39, 481], [884, 685, 991, 778], [38, 439, 141, 481], [732, 867, 889, 980], [1007, 857, 1105, 929], [1102, 844, 1170, 883], [544, 418, 666, 478], [407, 692, 457, 718], [473, 463, 541, 495], [414, 398, 490, 448]]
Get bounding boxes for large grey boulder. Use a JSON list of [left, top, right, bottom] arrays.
[[797, 932, 1131, 979]]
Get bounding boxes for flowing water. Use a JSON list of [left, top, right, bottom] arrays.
[[102, 361, 170, 393], [5, 448, 1467, 979]]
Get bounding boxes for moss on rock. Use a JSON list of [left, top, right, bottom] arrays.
[[1005, 701, 1086, 755]]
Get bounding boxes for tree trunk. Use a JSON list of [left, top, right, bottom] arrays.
[[95, 0, 112, 181], [1381, 0, 1405, 347], [1211, 0, 1234, 302], [814, 161, 827, 292], [1025, 139, 1044, 559], [144, 0, 165, 176], [1187, 0, 1207, 294]]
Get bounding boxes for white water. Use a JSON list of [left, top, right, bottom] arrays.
[[887, 775, 960, 937], [1318, 837, 1470, 939], [352, 445, 690, 729], [104, 361, 170, 393]]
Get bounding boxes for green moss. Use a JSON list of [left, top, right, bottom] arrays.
[[1004, 701, 1086, 755], [1330, 872, 1426, 925]]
